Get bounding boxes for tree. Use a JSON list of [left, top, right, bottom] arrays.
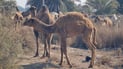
[[117, 0, 123, 14], [0, 0, 16, 15], [26, 0, 78, 12], [86, 0, 119, 14]]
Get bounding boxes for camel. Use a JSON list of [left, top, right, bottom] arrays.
[[23, 12, 97, 68], [24, 5, 55, 57], [12, 5, 54, 57], [11, 7, 23, 30], [11, 6, 37, 30], [103, 16, 113, 27], [94, 16, 113, 27], [36, 5, 55, 58], [50, 11, 64, 20]]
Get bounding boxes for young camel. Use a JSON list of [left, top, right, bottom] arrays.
[[23, 12, 97, 68]]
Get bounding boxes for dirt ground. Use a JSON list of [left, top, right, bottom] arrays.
[[14, 26, 123, 69], [15, 44, 123, 69]]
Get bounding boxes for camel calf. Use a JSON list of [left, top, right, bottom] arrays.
[[23, 12, 97, 68]]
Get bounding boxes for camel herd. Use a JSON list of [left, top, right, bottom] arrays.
[[11, 5, 115, 68]]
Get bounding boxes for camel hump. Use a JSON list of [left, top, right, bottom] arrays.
[[66, 12, 84, 18], [58, 12, 85, 21]]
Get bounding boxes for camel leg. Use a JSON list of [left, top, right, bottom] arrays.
[[59, 36, 72, 67], [89, 46, 96, 68], [41, 34, 49, 58], [15, 22, 17, 31], [47, 34, 53, 58], [59, 37, 64, 66], [82, 35, 96, 68], [33, 30, 39, 57], [89, 36, 96, 68], [62, 37, 72, 68]]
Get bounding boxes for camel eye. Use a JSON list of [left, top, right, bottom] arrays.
[[29, 19, 32, 22]]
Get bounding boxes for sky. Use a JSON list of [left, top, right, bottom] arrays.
[[16, 0, 27, 8], [16, 0, 86, 8]]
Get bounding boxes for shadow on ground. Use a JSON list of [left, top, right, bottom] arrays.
[[22, 62, 60, 69]]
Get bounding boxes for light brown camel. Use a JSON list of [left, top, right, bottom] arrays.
[[12, 6, 54, 57], [50, 11, 64, 20], [95, 16, 113, 27], [25, 5, 55, 57], [11, 7, 23, 30], [103, 16, 113, 27], [23, 12, 97, 68], [34, 5, 55, 58], [11, 6, 36, 30]]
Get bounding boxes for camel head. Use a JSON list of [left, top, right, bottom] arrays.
[[29, 6, 37, 16], [23, 18, 35, 27], [37, 5, 49, 17]]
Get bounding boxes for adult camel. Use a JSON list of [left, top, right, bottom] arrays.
[[24, 5, 55, 57]]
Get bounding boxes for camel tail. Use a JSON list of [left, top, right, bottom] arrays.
[[93, 27, 97, 49]]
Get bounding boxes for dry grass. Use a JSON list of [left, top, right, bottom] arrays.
[[71, 22, 123, 50], [95, 23, 123, 49], [0, 15, 23, 69], [1, 12, 123, 69]]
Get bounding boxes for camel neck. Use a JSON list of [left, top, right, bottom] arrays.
[[33, 20, 56, 33]]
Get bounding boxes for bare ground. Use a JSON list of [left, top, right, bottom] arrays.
[[15, 26, 123, 69], [15, 45, 123, 69]]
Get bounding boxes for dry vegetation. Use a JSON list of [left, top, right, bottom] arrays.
[[0, 12, 123, 69], [0, 15, 23, 69]]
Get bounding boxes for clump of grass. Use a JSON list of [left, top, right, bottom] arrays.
[[70, 22, 123, 50], [96, 55, 112, 66], [95, 24, 123, 49]]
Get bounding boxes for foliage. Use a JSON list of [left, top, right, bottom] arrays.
[[62, 0, 79, 12], [0, 0, 16, 15], [117, 0, 123, 14], [86, 0, 119, 14], [26, 0, 78, 12]]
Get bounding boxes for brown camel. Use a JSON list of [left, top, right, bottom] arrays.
[[11, 7, 23, 30], [25, 5, 55, 57], [36, 5, 55, 58], [95, 16, 113, 27], [23, 12, 97, 68], [50, 11, 64, 20], [11, 6, 36, 30], [103, 16, 113, 27], [12, 5, 54, 57]]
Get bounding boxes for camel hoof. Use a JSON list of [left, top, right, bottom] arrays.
[[88, 65, 93, 68], [69, 65, 72, 68], [46, 52, 49, 57], [40, 55, 45, 59], [33, 54, 39, 57], [59, 63, 62, 66]]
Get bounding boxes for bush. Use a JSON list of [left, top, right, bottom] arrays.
[[0, 15, 23, 69]]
